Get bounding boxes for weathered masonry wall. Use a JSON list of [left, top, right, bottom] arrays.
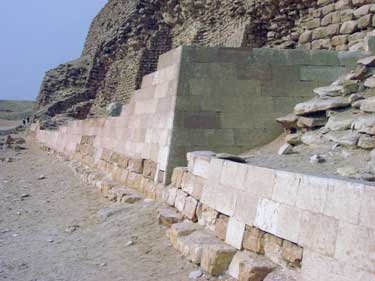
[[32, 46, 368, 183], [165, 152, 375, 281], [168, 46, 369, 170]]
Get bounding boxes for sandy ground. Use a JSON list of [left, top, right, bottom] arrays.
[[0, 134, 225, 281], [0, 120, 21, 130]]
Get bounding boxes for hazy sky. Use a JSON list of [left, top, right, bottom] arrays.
[[0, 0, 107, 101]]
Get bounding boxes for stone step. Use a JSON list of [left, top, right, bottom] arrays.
[[167, 221, 202, 248], [228, 251, 277, 281], [157, 207, 184, 227]]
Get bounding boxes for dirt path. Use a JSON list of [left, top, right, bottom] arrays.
[[0, 136, 204, 281]]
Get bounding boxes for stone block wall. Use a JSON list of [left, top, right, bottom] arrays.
[[165, 151, 375, 281], [167, 46, 368, 172], [32, 46, 368, 183]]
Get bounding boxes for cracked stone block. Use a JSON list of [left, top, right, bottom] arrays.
[[183, 196, 198, 221], [243, 226, 266, 255], [236, 251, 276, 281], [215, 214, 229, 241]]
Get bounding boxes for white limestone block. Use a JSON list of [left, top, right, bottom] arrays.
[[360, 185, 375, 228], [244, 165, 275, 198], [272, 170, 301, 206], [324, 178, 363, 224], [225, 217, 245, 250], [215, 184, 238, 217], [296, 174, 328, 213], [255, 199, 301, 243], [298, 210, 339, 257], [335, 222, 375, 274], [233, 191, 259, 226]]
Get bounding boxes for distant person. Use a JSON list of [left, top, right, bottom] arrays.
[[22, 119, 26, 126], [26, 117, 30, 124]]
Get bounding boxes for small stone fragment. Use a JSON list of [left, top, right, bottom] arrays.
[[278, 144, 294, 155], [364, 76, 375, 88], [310, 154, 326, 164], [121, 194, 142, 204], [188, 270, 203, 279], [297, 115, 328, 128], [38, 175, 46, 180]]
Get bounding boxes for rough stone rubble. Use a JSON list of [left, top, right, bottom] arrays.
[[277, 54, 375, 181]]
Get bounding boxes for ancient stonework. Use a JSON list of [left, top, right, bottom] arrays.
[[34, 0, 375, 126]]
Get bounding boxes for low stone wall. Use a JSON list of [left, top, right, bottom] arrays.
[[164, 151, 375, 281]]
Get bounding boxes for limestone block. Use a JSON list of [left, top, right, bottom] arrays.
[[181, 172, 196, 195], [272, 171, 301, 206], [196, 203, 218, 230], [200, 181, 216, 210], [255, 199, 301, 243], [332, 35, 349, 46], [117, 155, 129, 168], [207, 157, 225, 184], [324, 178, 363, 224], [215, 214, 229, 241], [215, 184, 238, 216], [142, 159, 157, 179], [192, 157, 211, 179], [99, 179, 116, 198], [263, 267, 302, 281], [228, 251, 253, 280], [358, 14, 373, 28], [340, 20, 358, 34], [225, 217, 245, 250], [100, 148, 112, 162], [335, 222, 375, 273], [360, 185, 375, 228], [244, 166, 275, 198], [242, 226, 266, 255], [175, 190, 188, 213], [312, 24, 340, 40], [296, 175, 328, 213], [176, 230, 217, 264], [200, 242, 237, 276], [171, 167, 187, 188], [128, 158, 144, 174], [281, 241, 303, 268], [263, 233, 284, 266], [238, 252, 277, 281], [191, 176, 204, 200], [166, 186, 178, 206], [183, 196, 198, 221], [157, 208, 183, 227], [126, 172, 143, 191], [298, 211, 338, 257], [302, 249, 375, 281], [233, 191, 259, 226], [167, 221, 201, 249]]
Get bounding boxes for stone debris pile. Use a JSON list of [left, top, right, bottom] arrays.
[[277, 55, 375, 181]]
